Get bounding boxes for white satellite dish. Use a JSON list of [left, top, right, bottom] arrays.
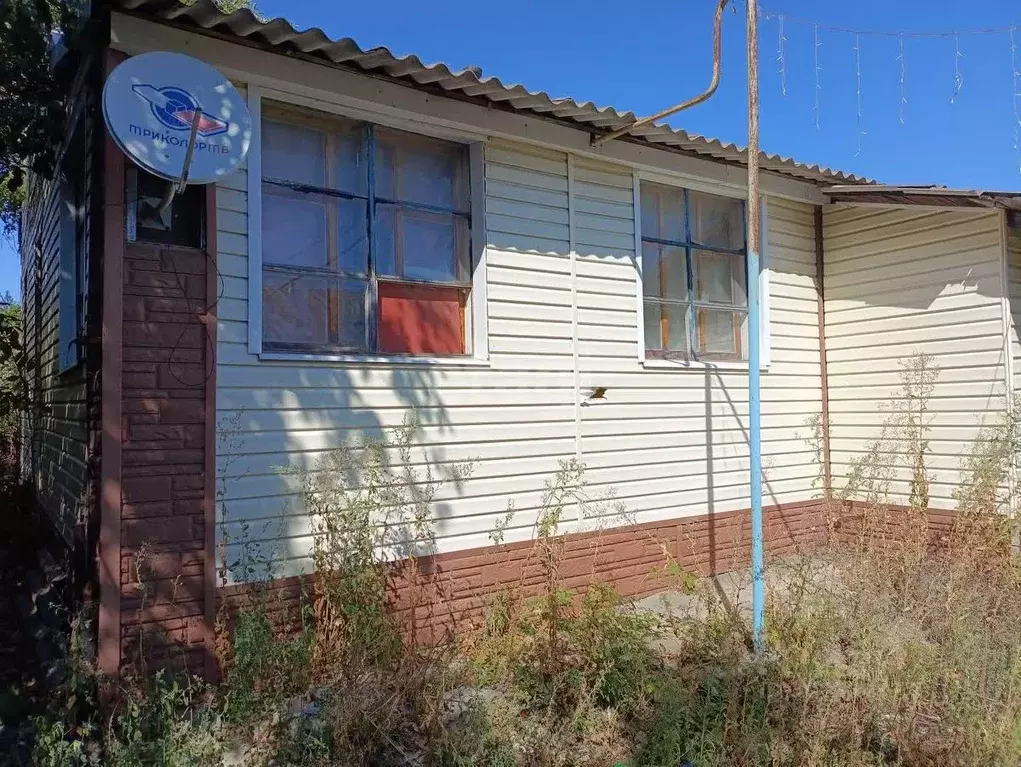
[[102, 51, 251, 187]]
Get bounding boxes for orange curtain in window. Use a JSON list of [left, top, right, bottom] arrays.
[[377, 282, 466, 355]]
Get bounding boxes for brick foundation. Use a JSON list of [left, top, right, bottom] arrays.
[[113, 199, 217, 675], [220, 499, 832, 646]]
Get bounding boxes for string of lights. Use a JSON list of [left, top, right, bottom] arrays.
[[757, 5, 1020, 39], [740, 2, 1021, 164]]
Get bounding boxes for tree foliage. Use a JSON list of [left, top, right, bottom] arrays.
[[0, 0, 257, 235], [0, 298, 25, 445], [0, 0, 83, 234]]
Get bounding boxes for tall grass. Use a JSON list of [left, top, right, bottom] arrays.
[[30, 355, 1021, 765]]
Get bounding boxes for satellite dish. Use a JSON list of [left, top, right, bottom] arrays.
[[102, 51, 251, 186]]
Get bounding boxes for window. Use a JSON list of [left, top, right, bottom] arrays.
[[260, 103, 475, 356], [640, 182, 748, 361], [58, 123, 88, 371], [126, 167, 205, 247]]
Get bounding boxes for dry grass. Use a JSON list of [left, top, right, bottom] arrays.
[[29, 355, 1021, 765]]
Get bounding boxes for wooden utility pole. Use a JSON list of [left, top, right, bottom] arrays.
[[746, 0, 765, 654]]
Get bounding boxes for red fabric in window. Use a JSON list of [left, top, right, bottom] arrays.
[[378, 282, 465, 355]]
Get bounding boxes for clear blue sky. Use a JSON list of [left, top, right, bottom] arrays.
[[3, 1, 1019, 299]]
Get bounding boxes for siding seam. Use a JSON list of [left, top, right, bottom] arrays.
[[568, 154, 581, 475], [814, 206, 832, 497]]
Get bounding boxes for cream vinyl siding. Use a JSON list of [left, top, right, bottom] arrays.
[[216, 129, 824, 579], [823, 206, 1008, 509]]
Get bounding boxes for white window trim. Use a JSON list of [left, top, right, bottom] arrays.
[[245, 84, 490, 364], [633, 170, 771, 372]]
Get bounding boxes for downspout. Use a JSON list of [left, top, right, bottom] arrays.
[[745, 0, 765, 654], [590, 0, 729, 147]]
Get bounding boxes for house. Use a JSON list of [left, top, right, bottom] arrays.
[[21, 0, 1021, 677]]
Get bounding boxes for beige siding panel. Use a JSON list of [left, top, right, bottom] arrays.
[[217, 131, 826, 579], [218, 139, 579, 576], [823, 206, 1008, 510]]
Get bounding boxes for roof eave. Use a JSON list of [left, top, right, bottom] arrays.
[[115, 0, 874, 188]]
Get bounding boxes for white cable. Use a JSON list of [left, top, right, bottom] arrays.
[[777, 14, 787, 96], [898, 34, 907, 124], [854, 33, 865, 156], [813, 24, 821, 129], [951, 33, 964, 103]]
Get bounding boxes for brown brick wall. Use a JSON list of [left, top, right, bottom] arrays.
[[118, 239, 214, 673], [220, 500, 831, 647]]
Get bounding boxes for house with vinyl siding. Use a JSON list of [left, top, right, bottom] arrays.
[[20, 0, 1021, 676]]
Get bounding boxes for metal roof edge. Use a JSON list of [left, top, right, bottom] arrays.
[[116, 0, 875, 186]]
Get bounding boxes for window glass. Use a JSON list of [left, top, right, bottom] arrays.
[[263, 271, 332, 346], [640, 184, 685, 243], [695, 250, 746, 307], [260, 103, 472, 355], [690, 191, 744, 250], [375, 130, 469, 211], [127, 168, 204, 247], [697, 308, 748, 359], [376, 206, 468, 282], [263, 272, 367, 350], [642, 242, 687, 301], [640, 182, 749, 360], [262, 185, 329, 268], [262, 120, 327, 187], [644, 302, 688, 354]]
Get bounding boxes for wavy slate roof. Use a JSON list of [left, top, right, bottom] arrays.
[[117, 0, 872, 186]]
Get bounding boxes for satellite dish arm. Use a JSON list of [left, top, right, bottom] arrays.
[[157, 108, 203, 214]]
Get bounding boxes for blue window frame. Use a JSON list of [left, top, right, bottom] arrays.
[[640, 182, 749, 361]]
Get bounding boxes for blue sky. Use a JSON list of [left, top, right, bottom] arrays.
[[3, 1, 1020, 299]]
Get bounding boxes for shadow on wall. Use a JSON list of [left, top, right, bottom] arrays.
[[217, 360, 453, 583], [825, 207, 1012, 508]]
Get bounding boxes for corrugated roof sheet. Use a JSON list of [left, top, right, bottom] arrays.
[[117, 0, 872, 186], [823, 185, 1021, 210]]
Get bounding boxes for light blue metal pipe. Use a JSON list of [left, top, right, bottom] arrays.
[[747, 242, 764, 652]]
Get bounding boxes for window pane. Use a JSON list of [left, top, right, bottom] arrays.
[[128, 168, 204, 247], [640, 183, 685, 243], [697, 308, 747, 359], [263, 184, 328, 268], [643, 301, 663, 351], [375, 130, 469, 211], [263, 271, 331, 345], [263, 120, 326, 187], [695, 250, 746, 306], [376, 204, 469, 283], [263, 117, 366, 195], [263, 184, 368, 272], [642, 242, 687, 300], [335, 280, 368, 349], [644, 300, 688, 354], [333, 126, 367, 196], [690, 191, 744, 250], [263, 271, 367, 349]]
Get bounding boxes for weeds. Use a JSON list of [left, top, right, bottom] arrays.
[[26, 361, 1021, 765]]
